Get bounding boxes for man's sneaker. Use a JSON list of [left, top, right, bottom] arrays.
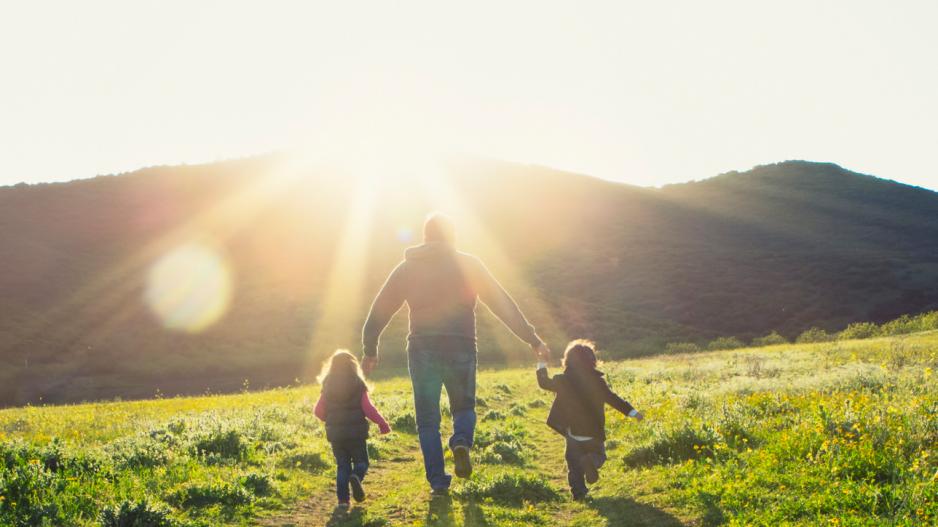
[[336, 501, 350, 511], [581, 455, 599, 484], [572, 492, 590, 502], [452, 445, 472, 478], [349, 474, 366, 502]]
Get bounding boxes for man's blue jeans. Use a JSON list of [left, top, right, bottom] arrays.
[[407, 337, 477, 490]]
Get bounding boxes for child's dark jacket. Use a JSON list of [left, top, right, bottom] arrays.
[[536, 367, 634, 441], [315, 377, 390, 443]]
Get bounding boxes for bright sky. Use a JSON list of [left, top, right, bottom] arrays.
[[1, 1, 937, 190]]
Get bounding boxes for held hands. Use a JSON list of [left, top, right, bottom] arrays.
[[533, 342, 551, 363]]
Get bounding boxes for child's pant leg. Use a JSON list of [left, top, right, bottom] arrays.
[[589, 442, 607, 471], [564, 439, 588, 498], [331, 441, 352, 503], [350, 438, 370, 481]]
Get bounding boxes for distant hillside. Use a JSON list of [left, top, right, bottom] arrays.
[[2, 157, 937, 406]]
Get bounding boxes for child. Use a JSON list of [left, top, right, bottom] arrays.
[[536, 339, 643, 500], [314, 350, 391, 509]]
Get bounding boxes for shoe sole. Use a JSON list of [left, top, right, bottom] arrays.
[[350, 475, 366, 502], [452, 445, 472, 478]]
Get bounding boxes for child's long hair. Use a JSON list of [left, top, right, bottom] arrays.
[[317, 349, 370, 396], [562, 339, 601, 375]]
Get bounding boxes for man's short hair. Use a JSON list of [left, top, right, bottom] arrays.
[[424, 213, 455, 244]]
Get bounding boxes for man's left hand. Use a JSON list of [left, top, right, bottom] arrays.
[[362, 355, 379, 376]]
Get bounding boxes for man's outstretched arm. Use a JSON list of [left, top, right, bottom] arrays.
[[362, 263, 407, 361], [472, 258, 545, 352]]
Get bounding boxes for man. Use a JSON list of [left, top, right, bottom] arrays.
[[362, 213, 549, 494]]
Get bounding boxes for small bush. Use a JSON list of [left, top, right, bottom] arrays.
[[796, 327, 833, 343], [665, 342, 701, 354], [623, 422, 722, 466], [456, 473, 560, 505], [752, 331, 788, 347], [240, 473, 273, 497], [190, 427, 248, 463], [280, 450, 329, 472], [391, 412, 417, 433], [482, 410, 505, 421], [480, 438, 526, 465], [743, 355, 780, 378], [474, 426, 528, 448], [108, 436, 170, 469], [838, 322, 879, 340], [526, 399, 547, 409], [99, 500, 176, 527], [167, 483, 253, 508], [708, 336, 745, 351]]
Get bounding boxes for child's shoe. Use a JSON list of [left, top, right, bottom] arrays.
[[581, 455, 599, 484], [350, 474, 366, 502]]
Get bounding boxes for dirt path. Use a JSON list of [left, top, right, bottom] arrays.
[[259, 444, 423, 527]]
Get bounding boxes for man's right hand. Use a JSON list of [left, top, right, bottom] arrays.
[[361, 355, 379, 376]]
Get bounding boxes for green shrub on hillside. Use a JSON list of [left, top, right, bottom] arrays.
[[99, 500, 177, 527], [455, 473, 561, 504], [240, 473, 274, 497], [166, 482, 253, 509], [390, 412, 417, 433], [190, 427, 248, 463], [707, 336, 745, 351], [838, 322, 879, 340], [665, 342, 701, 354], [752, 331, 788, 346], [796, 327, 833, 343], [279, 450, 329, 472], [108, 435, 172, 469], [880, 311, 938, 336]]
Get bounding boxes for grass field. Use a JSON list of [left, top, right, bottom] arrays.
[[1, 332, 936, 526]]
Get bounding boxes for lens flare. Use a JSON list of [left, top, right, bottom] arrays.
[[144, 243, 233, 333], [396, 226, 414, 244]]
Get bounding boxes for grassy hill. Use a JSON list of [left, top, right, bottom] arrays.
[[2, 157, 938, 405], [1, 331, 934, 526]]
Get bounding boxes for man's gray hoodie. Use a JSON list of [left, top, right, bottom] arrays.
[[362, 242, 542, 357]]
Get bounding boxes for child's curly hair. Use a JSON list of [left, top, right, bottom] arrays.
[[562, 339, 599, 372]]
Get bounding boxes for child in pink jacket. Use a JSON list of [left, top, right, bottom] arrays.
[[314, 350, 391, 508]]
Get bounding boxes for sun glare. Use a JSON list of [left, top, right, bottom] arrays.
[[144, 243, 233, 333]]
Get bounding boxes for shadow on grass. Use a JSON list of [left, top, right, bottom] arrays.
[[325, 507, 386, 527], [426, 496, 455, 526], [325, 506, 360, 527], [589, 496, 685, 527], [424, 496, 491, 527]]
